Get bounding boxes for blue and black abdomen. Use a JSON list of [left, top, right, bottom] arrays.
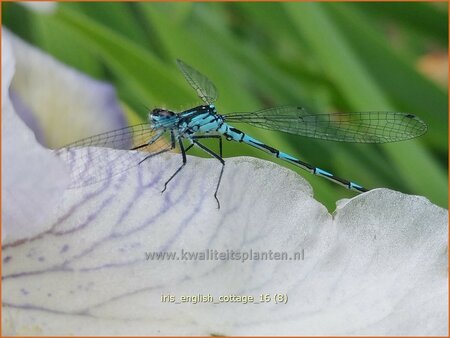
[[219, 122, 367, 193]]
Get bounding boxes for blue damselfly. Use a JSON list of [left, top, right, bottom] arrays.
[[56, 60, 427, 208]]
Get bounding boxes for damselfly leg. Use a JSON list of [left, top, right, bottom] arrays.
[[161, 138, 189, 193], [159, 134, 225, 208], [191, 135, 225, 209], [137, 131, 176, 165]]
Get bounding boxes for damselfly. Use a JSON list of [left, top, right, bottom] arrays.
[[57, 60, 427, 208]]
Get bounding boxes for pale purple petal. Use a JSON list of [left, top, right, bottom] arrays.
[[9, 89, 46, 145], [6, 30, 127, 148], [2, 30, 69, 243]]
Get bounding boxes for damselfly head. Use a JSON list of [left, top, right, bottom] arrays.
[[149, 108, 176, 128]]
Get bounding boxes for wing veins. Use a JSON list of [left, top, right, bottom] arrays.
[[225, 107, 427, 143]]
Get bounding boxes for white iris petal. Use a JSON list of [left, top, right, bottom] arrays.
[[2, 148, 447, 335]]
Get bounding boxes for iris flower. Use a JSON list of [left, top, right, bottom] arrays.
[[2, 30, 447, 336]]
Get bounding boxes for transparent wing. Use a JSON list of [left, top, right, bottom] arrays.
[[176, 59, 218, 104], [225, 106, 427, 143], [55, 124, 173, 188]]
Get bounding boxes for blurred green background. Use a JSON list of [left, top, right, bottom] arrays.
[[3, 2, 448, 210]]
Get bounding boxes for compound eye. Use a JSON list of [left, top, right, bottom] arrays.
[[151, 109, 174, 117], [151, 108, 163, 116]]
